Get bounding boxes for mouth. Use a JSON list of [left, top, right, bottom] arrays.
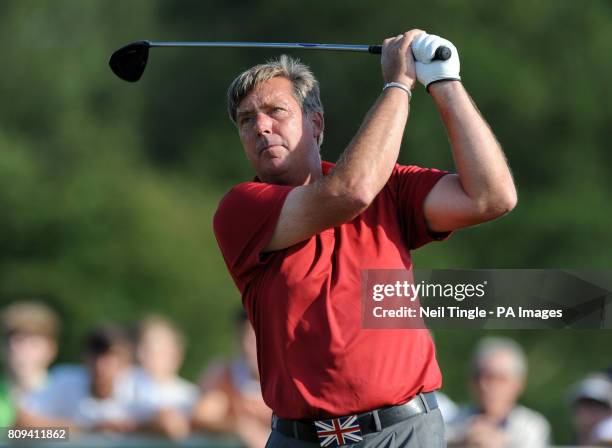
[[259, 144, 285, 156]]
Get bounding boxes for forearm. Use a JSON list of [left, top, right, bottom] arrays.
[[191, 393, 234, 433], [136, 409, 190, 439], [192, 412, 235, 433], [324, 88, 409, 205], [235, 417, 271, 448], [15, 409, 78, 432], [431, 81, 517, 210]]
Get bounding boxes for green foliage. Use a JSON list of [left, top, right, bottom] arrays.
[[1, 0, 611, 443]]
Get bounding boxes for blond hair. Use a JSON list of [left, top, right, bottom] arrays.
[[1, 301, 60, 339]]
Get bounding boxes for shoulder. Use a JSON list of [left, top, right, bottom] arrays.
[[506, 405, 551, 446], [217, 181, 292, 206], [507, 405, 551, 441], [214, 182, 292, 224], [220, 181, 264, 198], [594, 417, 612, 443], [172, 376, 199, 398], [215, 182, 260, 211], [47, 364, 89, 388], [22, 364, 88, 415], [509, 405, 550, 427]]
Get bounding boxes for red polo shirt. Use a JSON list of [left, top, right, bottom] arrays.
[[213, 162, 450, 419]]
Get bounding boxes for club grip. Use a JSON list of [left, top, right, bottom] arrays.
[[368, 45, 451, 61]]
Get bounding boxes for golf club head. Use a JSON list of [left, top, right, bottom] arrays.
[[109, 41, 150, 82]]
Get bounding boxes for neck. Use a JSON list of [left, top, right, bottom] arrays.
[[289, 168, 323, 186], [478, 405, 513, 423], [91, 378, 114, 399], [149, 371, 175, 383], [260, 149, 323, 186], [10, 368, 47, 393]]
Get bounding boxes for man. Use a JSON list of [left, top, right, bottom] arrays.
[[567, 373, 612, 445], [214, 29, 517, 447], [132, 315, 198, 440], [446, 337, 550, 448]]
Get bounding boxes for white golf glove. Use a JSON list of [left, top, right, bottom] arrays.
[[412, 33, 461, 90]]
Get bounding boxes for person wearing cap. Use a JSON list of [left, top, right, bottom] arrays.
[[0, 301, 60, 426], [593, 415, 612, 446], [568, 373, 612, 445], [446, 337, 550, 448]]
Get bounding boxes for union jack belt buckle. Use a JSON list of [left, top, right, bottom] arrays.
[[315, 415, 363, 447]]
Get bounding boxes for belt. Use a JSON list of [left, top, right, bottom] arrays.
[[272, 392, 438, 445]]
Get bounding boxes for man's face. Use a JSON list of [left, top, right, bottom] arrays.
[[472, 351, 524, 418], [236, 76, 322, 184], [573, 399, 611, 437], [137, 326, 183, 381], [87, 347, 131, 399]]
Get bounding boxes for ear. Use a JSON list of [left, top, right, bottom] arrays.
[[45, 340, 58, 364], [516, 377, 526, 395], [309, 111, 324, 142]]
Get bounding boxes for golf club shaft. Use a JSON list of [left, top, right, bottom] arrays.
[[148, 41, 381, 53]]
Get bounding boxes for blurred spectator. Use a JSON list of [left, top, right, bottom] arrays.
[[0, 380, 12, 428], [0, 301, 60, 426], [429, 332, 458, 423], [132, 314, 198, 439], [436, 390, 459, 423], [594, 416, 612, 447], [192, 310, 271, 448], [568, 373, 612, 445], [446, 337, 550, 448], [17, 323, 138, 432]]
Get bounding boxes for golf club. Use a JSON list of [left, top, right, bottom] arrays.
[[109, 40, 452, 82]]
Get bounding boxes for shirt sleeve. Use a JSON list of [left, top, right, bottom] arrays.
[[390, 164, 452, 250], [21, 366, 82, 420], [213, 181, 293, 293]]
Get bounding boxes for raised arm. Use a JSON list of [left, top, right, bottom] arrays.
[[423, 82, 517, 232], [264, 30, 424, 252], [409, 32, 517, 233]]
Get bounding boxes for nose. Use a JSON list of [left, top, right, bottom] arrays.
[[254, 112, 273, 135]]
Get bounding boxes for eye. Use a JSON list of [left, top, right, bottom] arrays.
[[271, 106, 286, 115], [238, 116, 254, 127]]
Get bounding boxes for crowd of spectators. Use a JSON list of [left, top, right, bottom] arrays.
[[441, 337, 612, 447], [0, 301, 267, 447], [1, 300, 611, 447]]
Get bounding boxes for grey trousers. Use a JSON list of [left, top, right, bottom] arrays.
[[265, 408, 446, 448]]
